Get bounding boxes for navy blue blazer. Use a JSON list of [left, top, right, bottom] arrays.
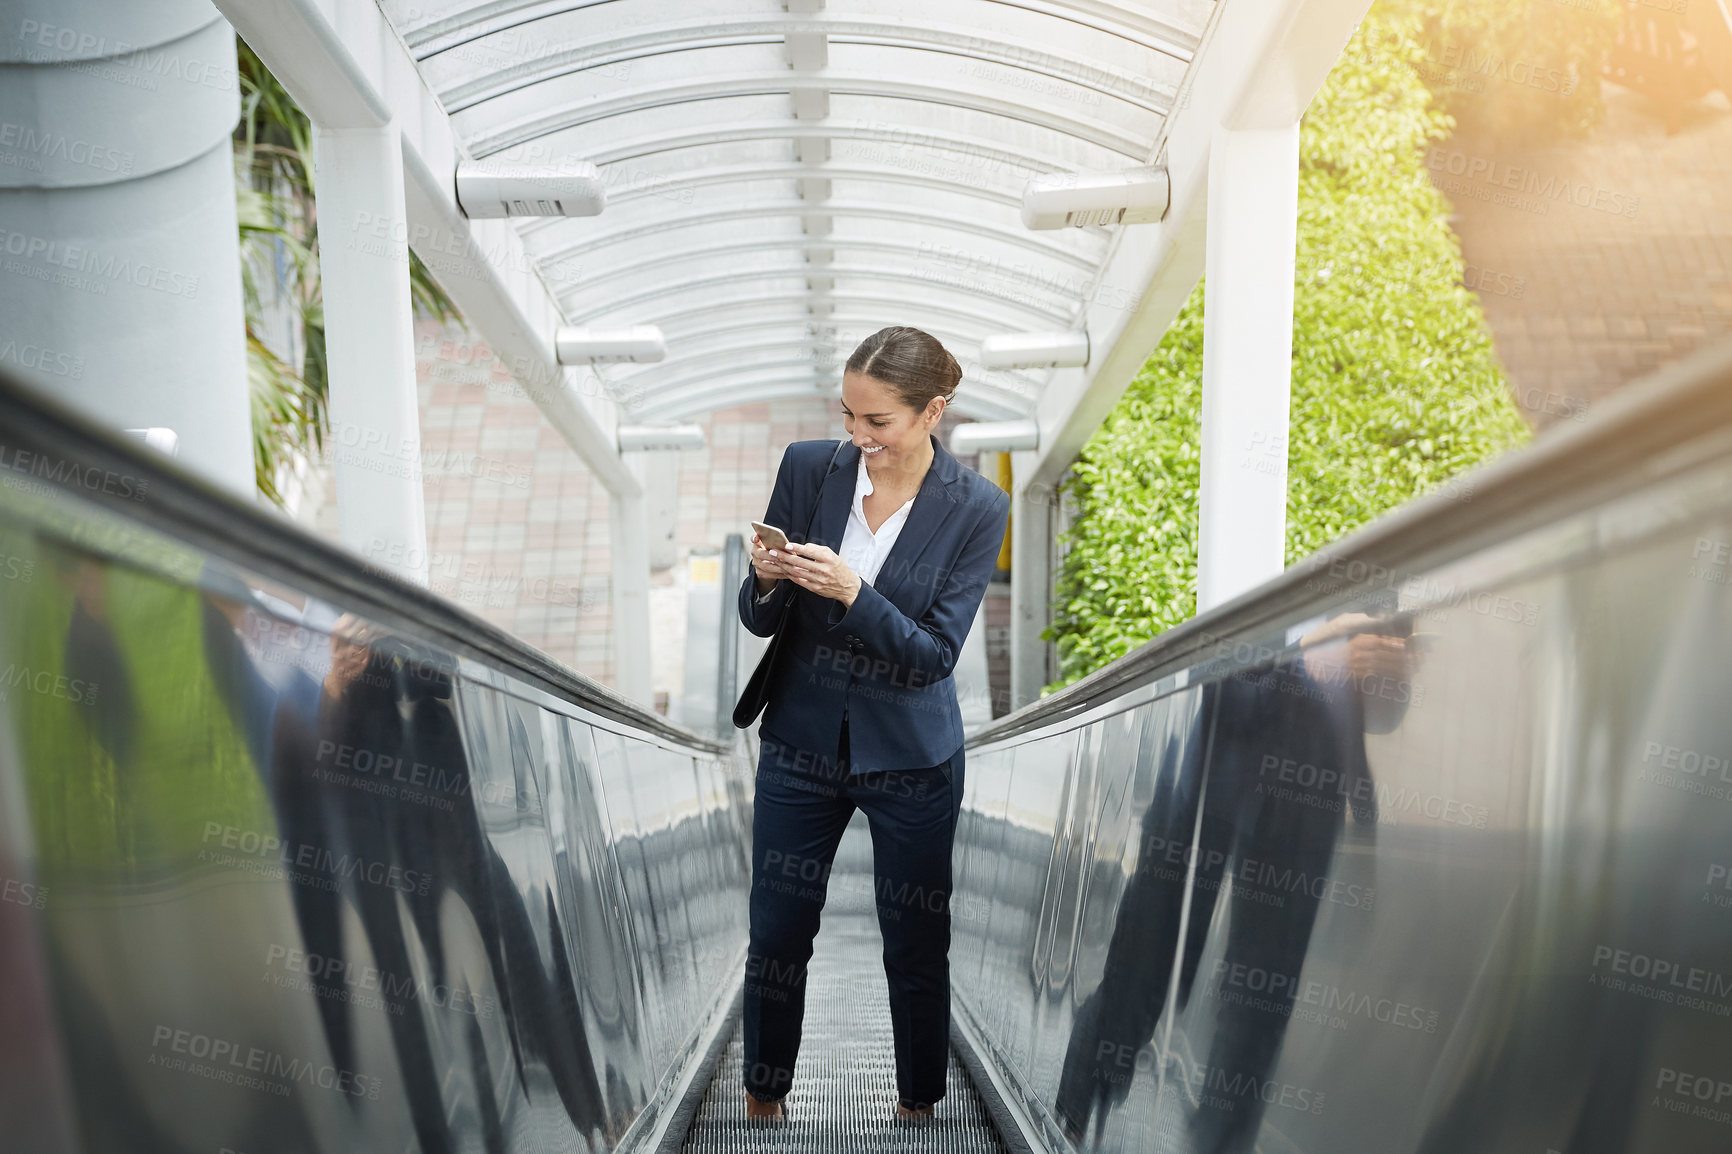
[[738, 434, 1010, 775]]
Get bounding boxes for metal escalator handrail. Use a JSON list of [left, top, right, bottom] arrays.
[[0, 370, 731, 755], [970, 338, 1732, 747]]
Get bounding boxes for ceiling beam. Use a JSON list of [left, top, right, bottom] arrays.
[[559, 235, 1088, 302], [561, 121, 1087, 185], [618, 332, 1045, 396], [463, 72, 1157, 161], [430, 19, 1181, 114], [633, 375, 1026, 424], [532, 201, 1103, 271], [563, 264, 1077, 328], [629, 289, 1068, 342], [598, 161, 1023, 211], [403, 3, 1199, 61], [618, 345, 1039, 413]]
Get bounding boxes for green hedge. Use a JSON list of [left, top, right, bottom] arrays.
[[1387, 0, 1622, 145], [1042, 12, 1531, 690]]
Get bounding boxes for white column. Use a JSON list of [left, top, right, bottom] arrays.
[[312, 123, 428, 585], [1196, 123, 1300, 613], [1008, 450, 1052, 713], [609, 480, 654, 707], [637, 447, 681, 570], [0, 6, 252, 494], [680, 547, 723, 734], [955, 596, 993, 729]]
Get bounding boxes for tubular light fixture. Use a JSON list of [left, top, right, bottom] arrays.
[[979, 331, 1089, 369], [617, 424, 706, 451], [124, 427, 180, 456], [555, 325, 668, 364], [456, 159, 605, 219], [1021, 167, 1169, 229], [950, 420, 1039, 455]]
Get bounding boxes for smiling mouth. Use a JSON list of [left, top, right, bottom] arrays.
[[861, 445, 885, 454]]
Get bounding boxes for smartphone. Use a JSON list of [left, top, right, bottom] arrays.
[[750, 521, 790, 551], [1367, 612, 1414, 639]]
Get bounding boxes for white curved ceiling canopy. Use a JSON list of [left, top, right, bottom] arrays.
[[379, 0, 1216, 423]]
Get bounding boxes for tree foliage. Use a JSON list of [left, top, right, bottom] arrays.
[[1041, 11, 1531, 690]]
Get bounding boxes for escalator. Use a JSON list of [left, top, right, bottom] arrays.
[[4, 336, 1732, 1154], [677, 850, 1010, 1153]]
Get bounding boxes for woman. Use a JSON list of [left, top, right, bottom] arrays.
[[735, 326, 1011, 1121]]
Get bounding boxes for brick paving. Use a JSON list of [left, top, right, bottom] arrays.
[[1437, 82, 1732, 430]]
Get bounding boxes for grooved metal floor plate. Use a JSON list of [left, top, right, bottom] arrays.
[[679, 914, 1008, 1153]]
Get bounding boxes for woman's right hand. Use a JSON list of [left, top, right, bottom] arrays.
[[748, 532, 793, 593]]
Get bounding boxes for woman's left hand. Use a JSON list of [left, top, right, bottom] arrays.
[[781, 542, 863, 608]]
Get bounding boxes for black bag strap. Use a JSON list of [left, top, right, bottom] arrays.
[[766, 437, 847, 617], [800, 438, 848, 541]]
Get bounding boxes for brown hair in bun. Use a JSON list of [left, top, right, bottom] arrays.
[[845, 326, 961, 414]]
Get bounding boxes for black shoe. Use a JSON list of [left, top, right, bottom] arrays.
[[746, 1092, 788, 1122]]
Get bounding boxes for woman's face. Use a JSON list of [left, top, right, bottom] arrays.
[[841, 370, 943, 471]]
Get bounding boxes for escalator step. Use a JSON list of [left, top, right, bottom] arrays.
[[680, 916, 1008, 1152]]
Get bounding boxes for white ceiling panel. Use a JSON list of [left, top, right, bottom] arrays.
[[375, 0, 1217, 421]]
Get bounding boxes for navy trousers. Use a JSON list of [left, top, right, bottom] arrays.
[[743, 713, 963, 1106]]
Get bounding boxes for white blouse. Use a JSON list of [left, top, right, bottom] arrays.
[[757, 450, 920, 601], [840, 450, 918, 586]]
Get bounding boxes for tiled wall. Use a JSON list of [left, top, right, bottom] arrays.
[[676, 399, 844, 555]]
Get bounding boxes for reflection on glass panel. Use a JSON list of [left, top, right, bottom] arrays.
[[954, 458, 1732, 1153], [0, 445, 752, 1154]]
